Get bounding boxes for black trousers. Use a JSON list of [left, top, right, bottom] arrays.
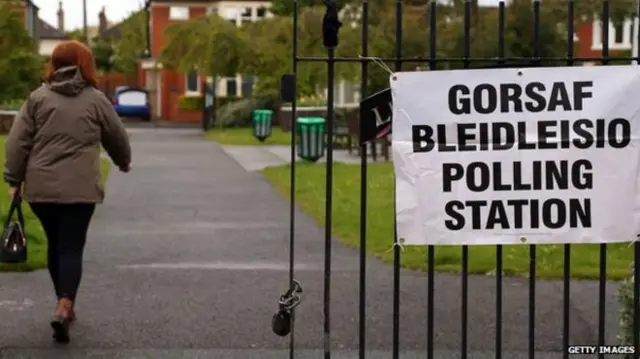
[[29, 203, 95, 301]]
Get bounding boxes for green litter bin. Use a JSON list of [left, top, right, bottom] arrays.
[[296, 117, 326, 162], [252, 109, 273, 142]]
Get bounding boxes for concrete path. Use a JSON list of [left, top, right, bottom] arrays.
[[0, 128, 625, 358], [219, 144, 389, 172]]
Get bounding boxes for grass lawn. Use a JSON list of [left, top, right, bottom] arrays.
[[0, 139, 112, 272], [260, 162, 634, 280], [205, 126, 291, 145]]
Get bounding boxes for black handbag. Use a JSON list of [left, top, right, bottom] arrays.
[[0, 193, 26, 263]]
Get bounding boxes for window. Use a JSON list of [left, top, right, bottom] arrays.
[[614, 23, 624, 44], [343, 82, 356, 104], [591, 20, 603, 49], [239, 7, 252, 25], [207, 6, 218, 16], [169, 6, 189, 20], [224, 8, 238, 25], [591, 18, 632, 50], [257, 7, 267, 18], [185, 70, 200, 94], [226, 78, 237, 97], [241, 76, 254, 97], [224, 8, 237, 20]]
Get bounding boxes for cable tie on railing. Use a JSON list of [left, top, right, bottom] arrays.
[[628, 234, 640, 247], [358, 54, 397, 80], [387, 238, 406, 253]]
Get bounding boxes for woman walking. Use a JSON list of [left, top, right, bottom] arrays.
[[3, 40, 131, 343]]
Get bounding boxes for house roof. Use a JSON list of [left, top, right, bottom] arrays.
[[24, 0, 38, 10], [35, 18, 68, 40]]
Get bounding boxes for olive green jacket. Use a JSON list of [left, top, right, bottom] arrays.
[[3, 66, 131, 203]]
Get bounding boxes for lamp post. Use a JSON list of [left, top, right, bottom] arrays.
[[633, 10, 639, 65], [82, 0, 88, 44], [145, 0, 151, 58]]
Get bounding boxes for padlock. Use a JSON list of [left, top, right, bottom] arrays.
[[271, 308, 291, 336]]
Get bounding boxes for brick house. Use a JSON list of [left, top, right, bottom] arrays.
[[138, 0, 273, 123], [576, 18, 636, 61], [36, 2, 68, 56], [468, 2, 636, 62], [12, 1, 69, 56], [12, 0, 38, 37]]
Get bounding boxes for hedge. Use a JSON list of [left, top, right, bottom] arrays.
[[177, 95, 243, 112]]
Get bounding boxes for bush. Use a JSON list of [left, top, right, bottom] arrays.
[[0, 99, 24, 111], [177, 95, 203, 111], [255, 93, 281, 113], [298, 95, 327, 107], [215, 98, 254, 127], [177, 95, 247, 113], [0, 8, 43, 104], [618, 263, 635, 345], [214, 94, 280, 128], [215, 96, 242, 109]]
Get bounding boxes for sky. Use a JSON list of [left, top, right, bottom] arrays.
[[32, 0, 503, 32], [33, 0, 146, 31]]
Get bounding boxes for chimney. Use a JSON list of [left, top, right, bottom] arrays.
[[98, 7, 107, 35], [56, 1, 64, 32]]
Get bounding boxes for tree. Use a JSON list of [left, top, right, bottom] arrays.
[[110, 10, 148, 76], [338, 3, 431, 94], [66, 29, 84, 41], [91, 37, 115, 73], [523, 0, 634, 24], [239, 5, 360, 98], [337, 0, 638, 90], [430, 0, 638, 29], [238, 17, 292, 96], [433, 0, 636, 71], [0, 2, 43, 103], [270, 0, 349, 16], [160, 14, 245, 79]]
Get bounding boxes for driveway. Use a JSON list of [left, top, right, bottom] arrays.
[[0, 128, 623, 358]]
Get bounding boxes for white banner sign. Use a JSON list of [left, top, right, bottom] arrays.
[[391, 65, 640, 245]]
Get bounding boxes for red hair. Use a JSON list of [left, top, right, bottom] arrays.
[[45, 40, 98, 87]]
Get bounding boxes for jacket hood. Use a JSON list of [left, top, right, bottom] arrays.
[[46, 66, 89, 96]]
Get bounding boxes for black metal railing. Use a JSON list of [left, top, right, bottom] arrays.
[[282, 1, 640, 358]]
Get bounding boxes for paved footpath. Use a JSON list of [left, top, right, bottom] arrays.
[[0, 128, 624, 359]]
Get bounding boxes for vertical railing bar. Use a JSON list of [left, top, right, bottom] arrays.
[[562, 2, 574, 359], [323, 32, 336, 359], [289, 2, 299, 358], [392, 1, 402, 358], [427, 1, 436, 359], [598, 2, 610, 359], [529, 2, 541, 359], [635, 6, 640, 357], [462, 1, 471, 358], [495, 2, 505, 359], [358, 1, 369, 359], [635, 240, 640, 359]]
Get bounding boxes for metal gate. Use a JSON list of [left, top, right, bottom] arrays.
[[275, 1, 640, 358]]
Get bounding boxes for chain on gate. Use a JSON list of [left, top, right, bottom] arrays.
[[272, 279, 303, 336]]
